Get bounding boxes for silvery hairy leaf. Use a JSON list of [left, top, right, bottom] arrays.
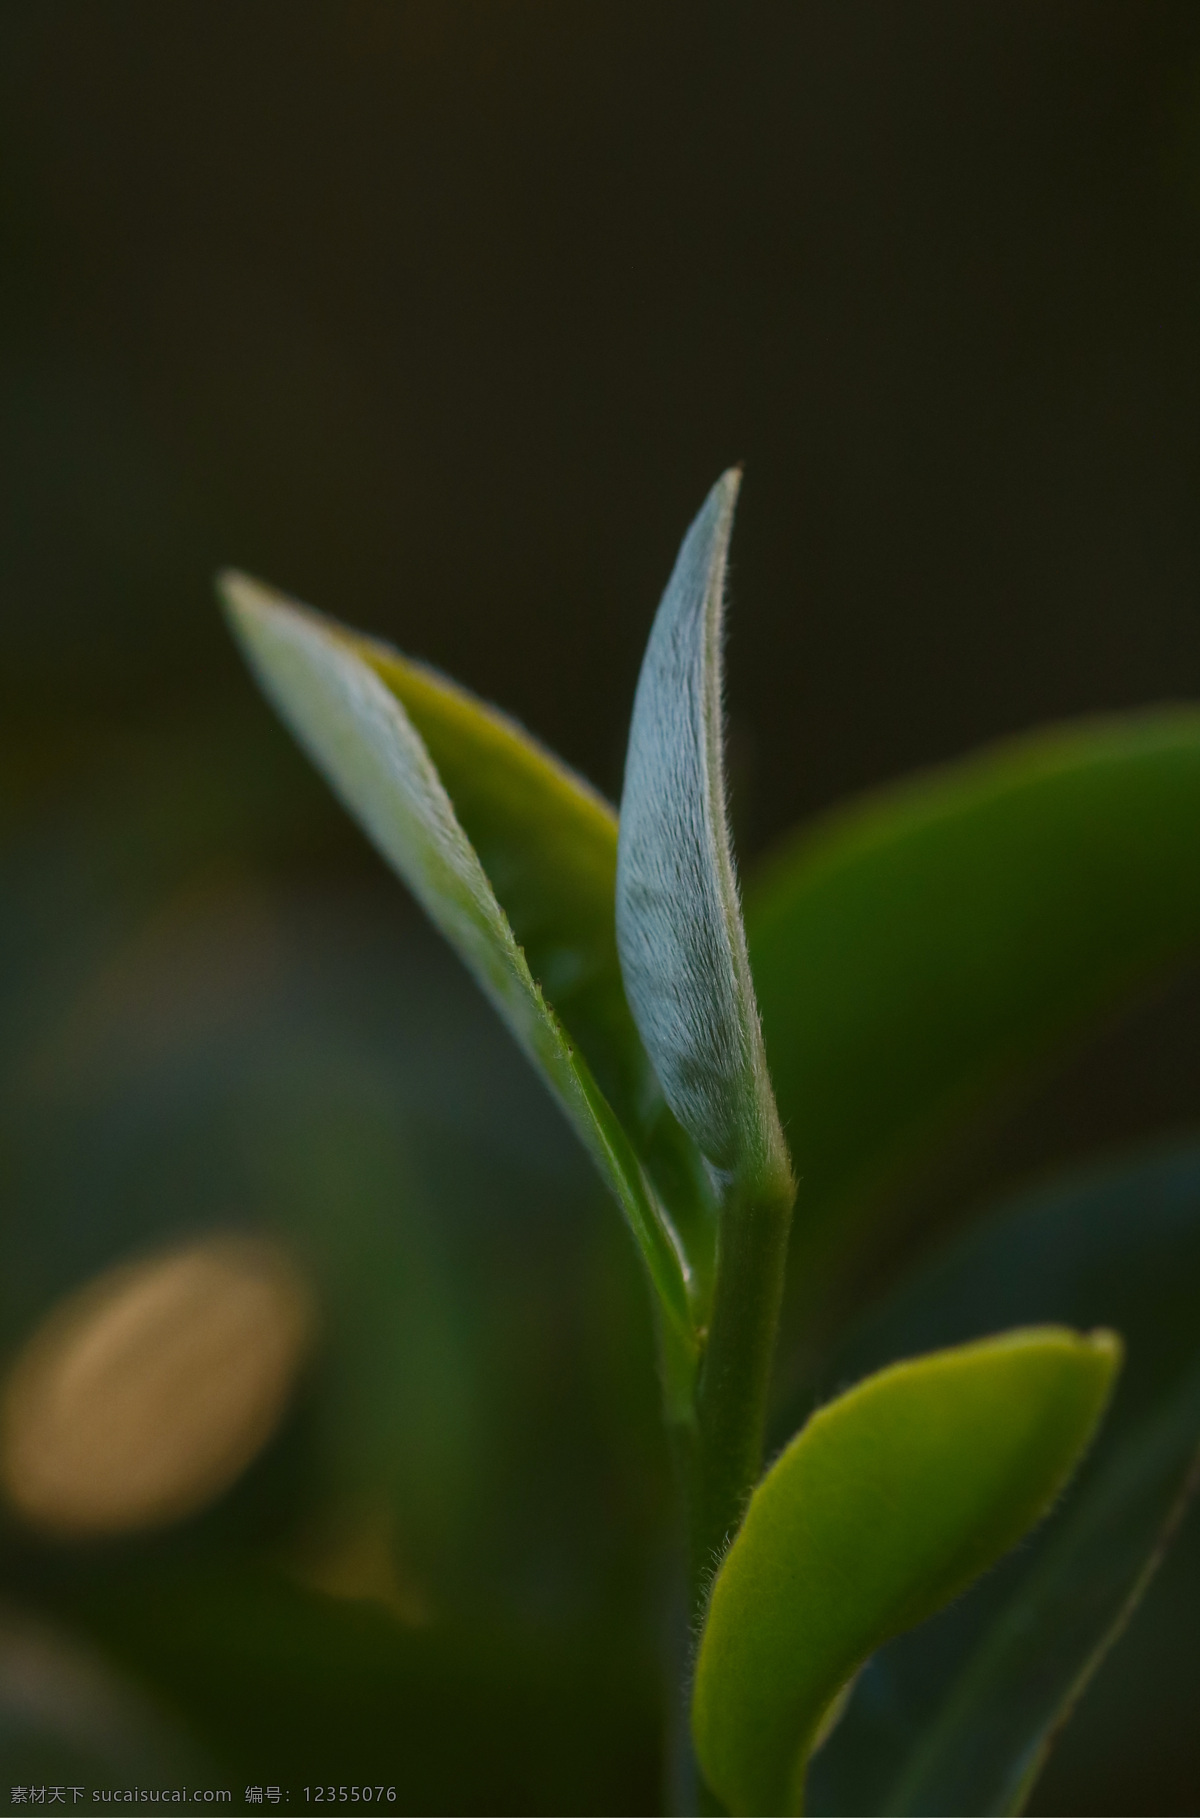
[[616, 471, 789, 1194]]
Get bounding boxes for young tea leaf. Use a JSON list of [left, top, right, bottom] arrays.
[[809, 1141, 1200, 1818], [341, 627, 717, 1291], [616, 472, 789, 1196], [220, 574, 694, 1348], [691, 1328, 1120, 1816], [884, 1361, 1200, 1816]]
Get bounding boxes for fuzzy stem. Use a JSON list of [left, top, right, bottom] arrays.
[[666, 1167, 793, 1814], [686, 1171, 794, 1619]]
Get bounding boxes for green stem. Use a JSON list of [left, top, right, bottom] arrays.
[[687, 1170, 795, 1625], [667, 1168, 794, 1813]]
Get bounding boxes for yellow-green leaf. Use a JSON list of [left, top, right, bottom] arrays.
[[885, 1361, 1200, 1815], [691, 1327, 1120, 1816]]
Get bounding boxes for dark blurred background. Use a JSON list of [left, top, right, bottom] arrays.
[[7, 1, 1200, 828], [4, 3, 1200, 1812]]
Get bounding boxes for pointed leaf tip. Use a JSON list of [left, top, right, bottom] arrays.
[[218, 569, 696, 1345], [616, 472, 789, 1192], [691, 1326, 1120, 1815]]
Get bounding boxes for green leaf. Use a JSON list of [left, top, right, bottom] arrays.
[[344, 620, 717, 1287], [691, 1327, 1119, 1816], [617, 472, 790, 1196], [883, 1361, 1200, 1815], [220, 573, 695, 1351], [808, 1142, 1200, 1818], [746, 712, 1200, 1340]]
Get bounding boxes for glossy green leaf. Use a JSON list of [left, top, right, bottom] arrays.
[[691, 1328, 1119, 1816], [220, 573, 695, 1349], [884, 1361, 1200, 1815], [808, 1142, 1200, 1818], [617, 472, 790, 1196], [346, 620, 717, 1287], [746, 712, 1200, 1336]]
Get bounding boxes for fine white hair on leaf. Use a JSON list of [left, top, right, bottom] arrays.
[[616, 471, 787, 1187]]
